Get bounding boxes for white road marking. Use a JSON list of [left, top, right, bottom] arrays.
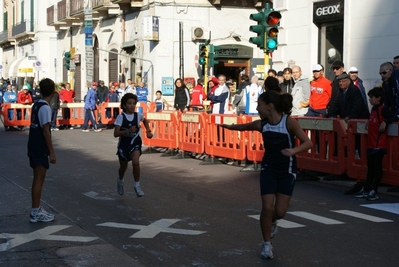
[[288, 211, 345, 225], [361, 203, 399, 215], [83, 191, 114, 200], [331, 210, 393, 222], [248, 215, 305, 228], [0, 225, 98, 251], [97, 219, 207, 238]]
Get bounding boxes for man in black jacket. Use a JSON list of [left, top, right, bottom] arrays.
[[326, 60, 346, 117], [329, 73, 369, 121]]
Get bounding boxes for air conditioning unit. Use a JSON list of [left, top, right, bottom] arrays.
[[191, 27, 209, 41]]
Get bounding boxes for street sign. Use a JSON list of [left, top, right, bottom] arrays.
[[0, 65, 3, 70], [28, 56, 37, 60], [35, 60, 42, 67], [18, 68, 33, 73]]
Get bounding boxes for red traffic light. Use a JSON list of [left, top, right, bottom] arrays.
[[266, 11, 281, 26]]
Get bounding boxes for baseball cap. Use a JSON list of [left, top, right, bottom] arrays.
[[337, 73, 350, 80], [312, 64, 323, 72], [92, 82, 98, 86], [114, 82, 119, 86], [331, 60, 344, 69], [23, 85, 29, 90], [99, 80, 104, 84], [349, 66, 358, 73]]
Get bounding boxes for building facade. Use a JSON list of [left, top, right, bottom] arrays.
[[1, 0, 398, 102]]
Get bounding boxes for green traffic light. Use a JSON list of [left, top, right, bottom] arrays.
[[198, 43, 208, 66], [64, 52, 71, 70], [266, 39, 277, 50]]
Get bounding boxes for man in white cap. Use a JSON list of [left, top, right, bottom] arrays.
[[305, 64, 332, 118], [349, 66, 368, 109]]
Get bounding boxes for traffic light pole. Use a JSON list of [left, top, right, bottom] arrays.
[[204, 59, 208, 94], [264, 33, 269, 78]]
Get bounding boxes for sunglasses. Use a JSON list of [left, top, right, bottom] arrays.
[[379, 70, 391, 75]]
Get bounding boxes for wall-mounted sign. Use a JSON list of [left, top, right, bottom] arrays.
[[313, 0, 344, 24], [161, 77, 174, 96], [143, 16, 159, 41]]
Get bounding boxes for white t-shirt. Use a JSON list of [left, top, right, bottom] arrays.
[[37, 100, 52, 127]]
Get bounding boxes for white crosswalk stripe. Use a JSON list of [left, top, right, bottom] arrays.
[[287, 211, 344, 225], [248, 215, 305, 228], [361, 203, 399, 215], [331, 210, 393, 222], [248, 208, 395, 228]]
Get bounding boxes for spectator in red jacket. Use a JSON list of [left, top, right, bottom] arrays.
[[59, 83, 75, 129], [305, 64, 332, 118], [16, 85, 33, 129], [190, 78, 206, 111]]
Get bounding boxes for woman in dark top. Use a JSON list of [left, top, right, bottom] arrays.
[[173, 78, 190, 112]]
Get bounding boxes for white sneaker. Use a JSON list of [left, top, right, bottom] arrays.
[[134, 185, 144, 197], [271, 222, 278, 239], [81, 129, 90, 132], [94, 129, 102, 132], [117, 178, 124, 195], [260, 241, 274, 259], [30, 206, 55, 223]]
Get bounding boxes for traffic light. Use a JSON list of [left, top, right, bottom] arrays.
[[249, 10, 265, 49], [198, 43, 208, 66], [208, 44, 221, 68], [64, 51, 71, 70], [264, 5, 281, 52]]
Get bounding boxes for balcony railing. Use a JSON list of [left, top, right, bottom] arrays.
[[70, 0, 84, 15], [12, 20, 34, 37], [93, 0, 105, 7], [0, 30, 10, 41], [47, 5, 55, 25], [58, 0, 68, 20]]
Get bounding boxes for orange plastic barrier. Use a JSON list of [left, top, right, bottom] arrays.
[[346, 120, 399, 186], [58, 103, 89, 127], [204, 114, 246, 161], [178, 112, 206, 154], [243, 115, 264, 164], [295, 117, 347, 175], [99, 102, 121, 125], [2, 103, 32, 127], [142, 111, 179, 151]]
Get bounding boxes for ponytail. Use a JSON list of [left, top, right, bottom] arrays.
[[258, 90, 293, 115]]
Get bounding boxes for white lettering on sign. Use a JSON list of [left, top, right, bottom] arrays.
[[316, 4, 340, 16], [97, 219, 206, 238], [0, 225, 98, 251]]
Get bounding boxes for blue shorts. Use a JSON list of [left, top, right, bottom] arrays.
[[117, 145, 142, 161], [29, 157, 49, 169], [260, 169, 296, 196]]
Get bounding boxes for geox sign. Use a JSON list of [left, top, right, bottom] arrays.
[[313, 0, 344, 24]]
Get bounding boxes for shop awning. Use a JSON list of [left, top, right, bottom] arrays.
[[9, 57, 35, 78]]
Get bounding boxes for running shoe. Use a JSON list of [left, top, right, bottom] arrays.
[[271, 222, 278, 239], [30, 206, 55, 223], [134, 185, 144, 197], [354, 187, 368, 198], [81, 129, 90, 132], [94, 129, 102, 132], [367, 190, 379, 201], [117, 178, 124, 195], [260, 241, 273, 259]]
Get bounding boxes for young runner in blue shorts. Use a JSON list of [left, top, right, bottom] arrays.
[[221, 90, 312, 259], [114, 93, 153, 197]]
